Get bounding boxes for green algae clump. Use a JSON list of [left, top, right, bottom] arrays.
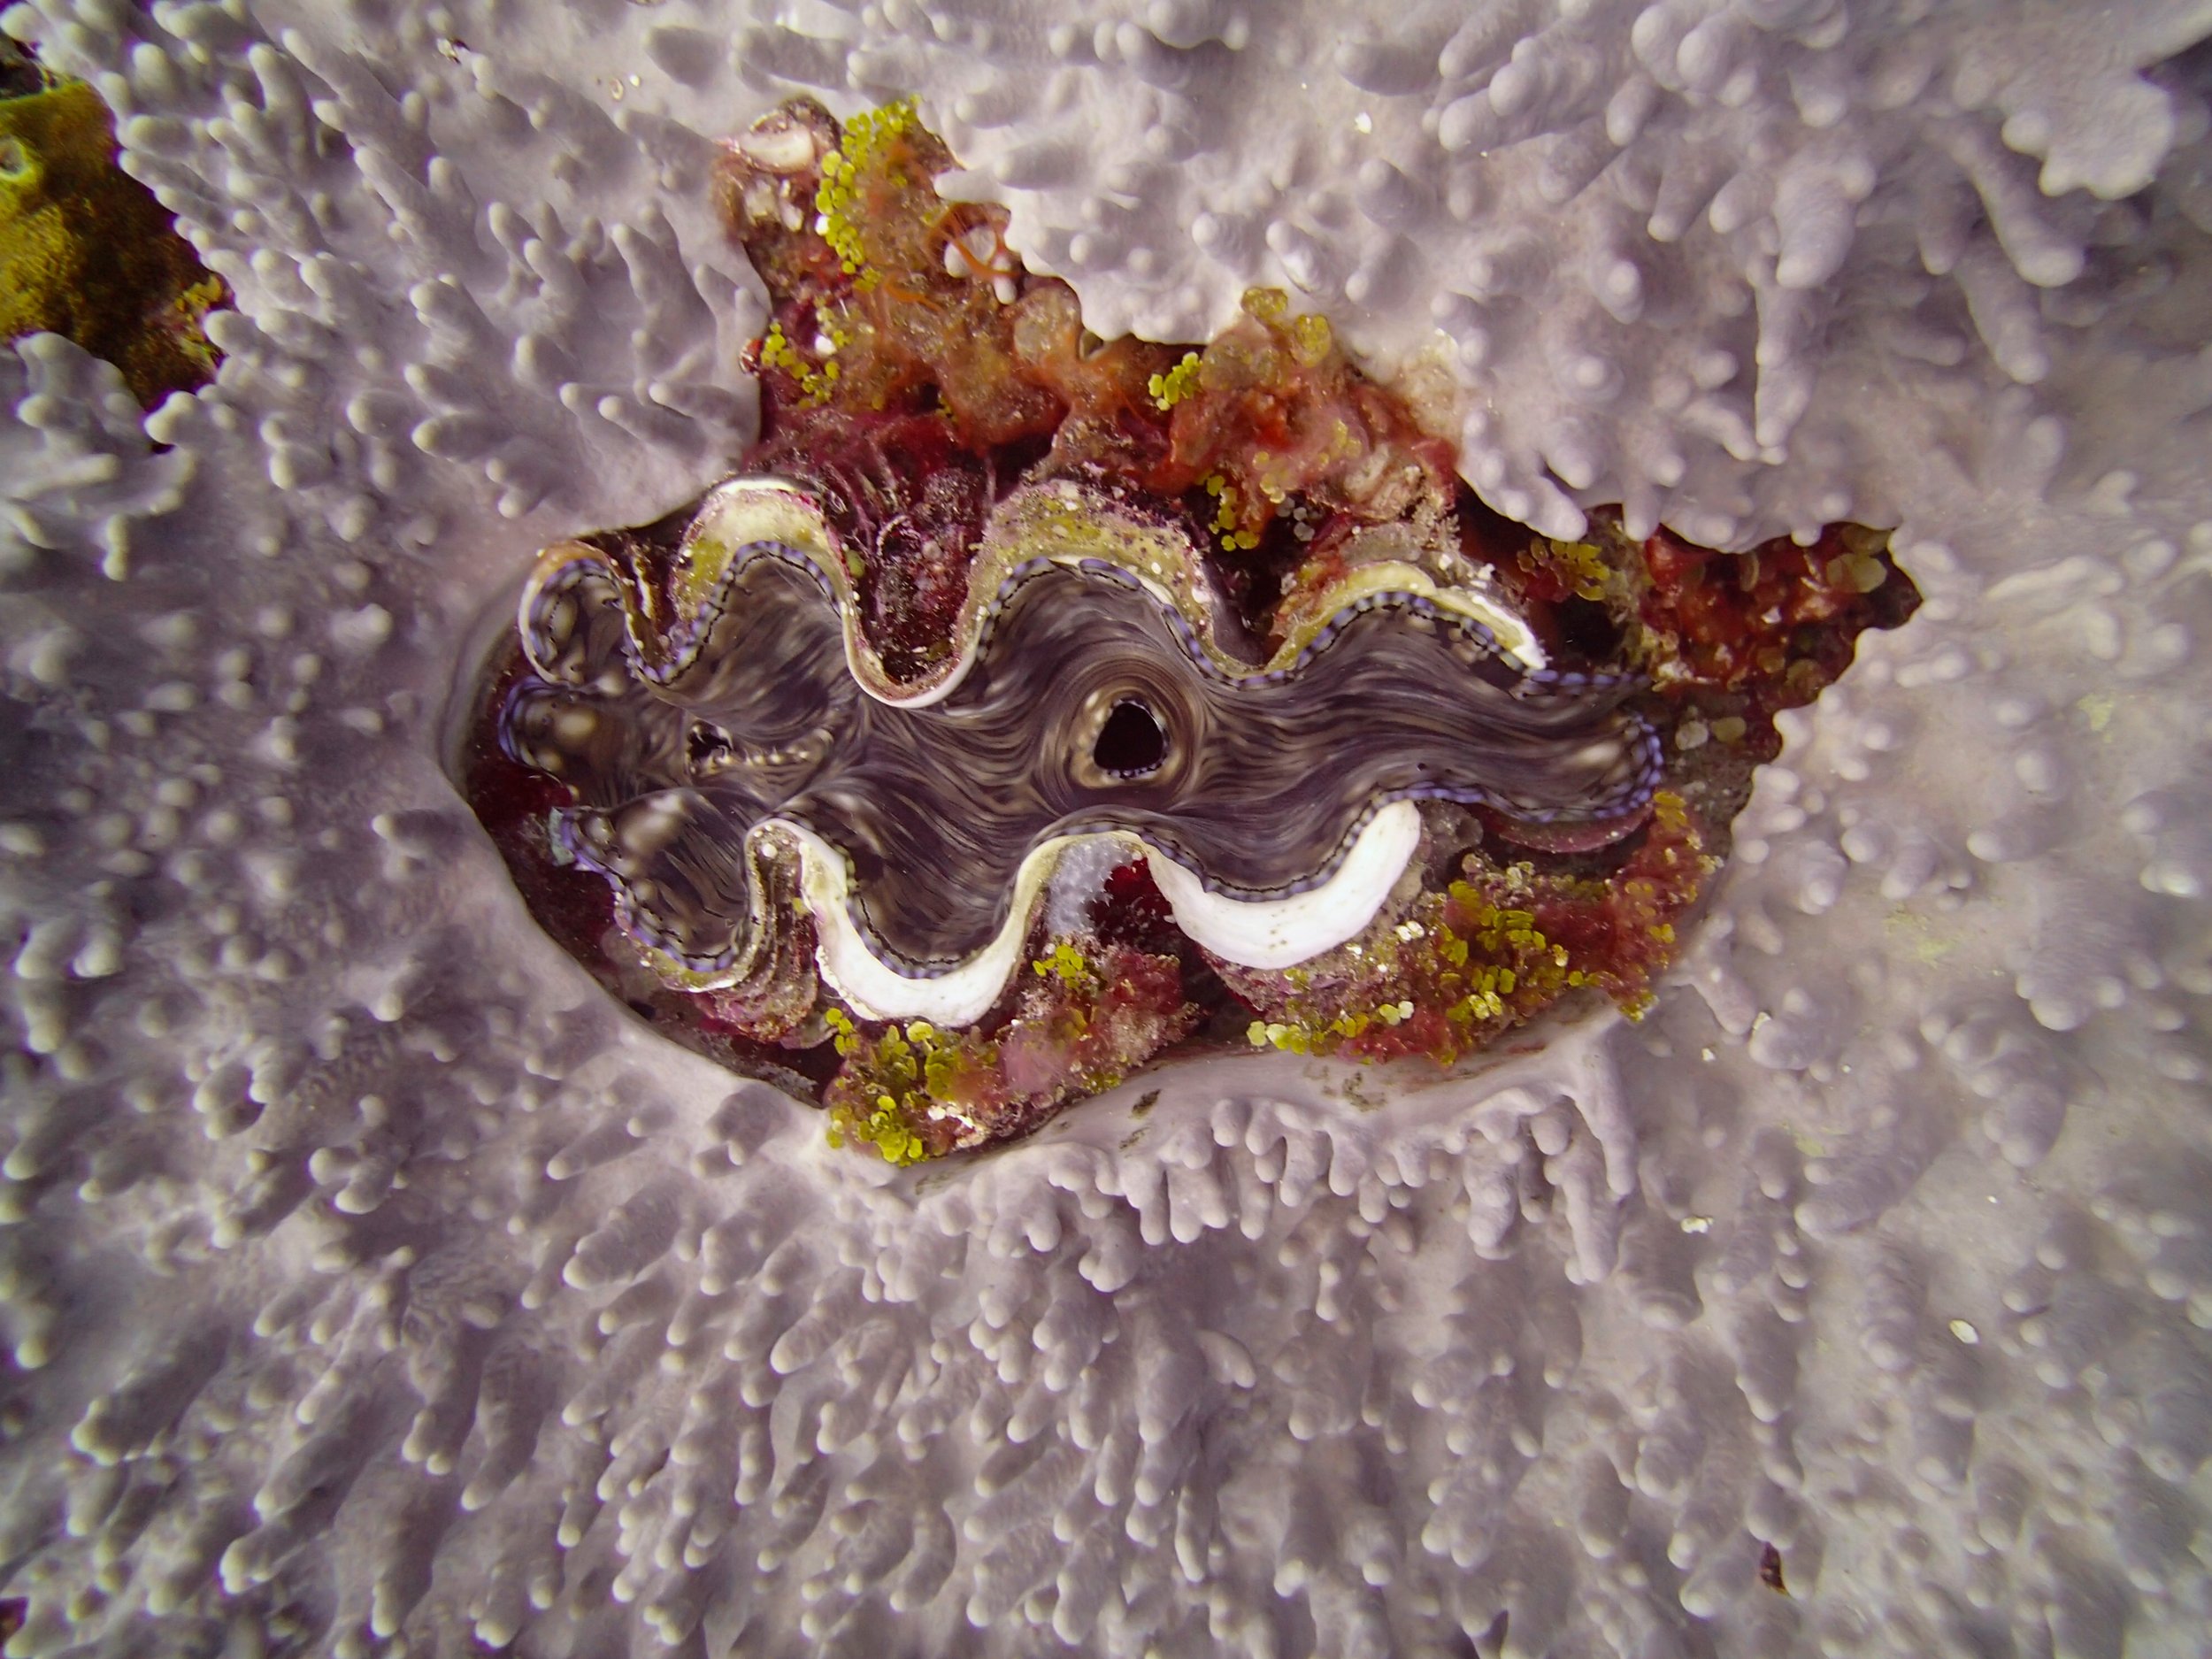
[[824, 942, 1198, 1163], [0, 80, 226, 407]]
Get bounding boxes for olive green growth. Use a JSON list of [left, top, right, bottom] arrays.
[[1033, 941, 1096, 996], [0, 80, 227, 408], [822, 1010, 957, 1167]]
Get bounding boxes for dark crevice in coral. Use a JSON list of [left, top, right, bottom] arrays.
[[0, 36, 42, 100]]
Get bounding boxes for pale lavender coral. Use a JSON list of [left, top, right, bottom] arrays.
[[0, 1, 2209, 1656]]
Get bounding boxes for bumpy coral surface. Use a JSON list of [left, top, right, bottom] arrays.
[[2, 3, 2211, 1658]]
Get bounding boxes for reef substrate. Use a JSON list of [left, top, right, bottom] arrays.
[[462, 97, 1918, 1165]]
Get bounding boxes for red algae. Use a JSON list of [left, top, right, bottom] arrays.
[[462, 96, 1922, 1164]]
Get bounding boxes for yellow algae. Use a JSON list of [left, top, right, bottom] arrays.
[[1148, 349, 1202, 411], [813, 96, 919, 288], [0, 81, 226, 407]]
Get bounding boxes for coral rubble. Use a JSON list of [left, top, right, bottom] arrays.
[[0, 3, 2209, 1657]]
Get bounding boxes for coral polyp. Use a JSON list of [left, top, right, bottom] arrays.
[[463, 98, 1919, 1161]]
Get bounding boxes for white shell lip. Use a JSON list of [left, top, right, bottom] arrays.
[[784, 818, 1054, 1027], [1144, 800, 1423, 970], [780, 803, 1425, 1025], [731, 122, 824, 173]]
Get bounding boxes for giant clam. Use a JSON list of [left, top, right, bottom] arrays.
[[459, 98, 1919, 1162], [500, 473, 1660, 1010]]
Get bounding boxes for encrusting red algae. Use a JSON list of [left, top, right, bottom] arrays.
[[461, 97, 1919, 1165]]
